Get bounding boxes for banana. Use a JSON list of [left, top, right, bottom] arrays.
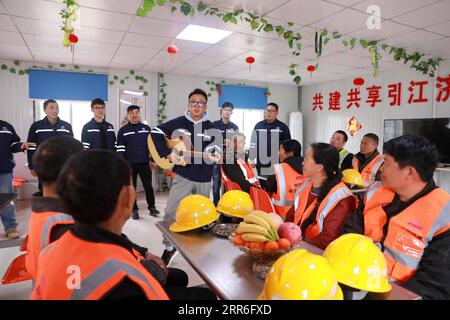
[[250, 210, 279, 240], [237, 222, 271, 238], [243, 215, 271, 231], [241, 233, 268, 243]]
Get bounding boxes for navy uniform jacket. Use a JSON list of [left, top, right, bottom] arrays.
[[116, 122, 151, 164], [150, 112, 220, 183], [212, 119, 239, 140], [0, 120, 23, 174], [81, 118, 116, 151], [249, 119, 291, 176], [26, 117, 73, 170]]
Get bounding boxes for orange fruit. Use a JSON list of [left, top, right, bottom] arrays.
[[234, 235, 245, 246], [249, 242, 265, 250], [278, 238, 292, 250], [264, 241, 279, 251]]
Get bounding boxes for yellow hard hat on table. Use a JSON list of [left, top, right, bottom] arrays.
[[216, 190, 254, 218], [342, 169, 364, 187], [258, 249, 343, 300], [170, 195, 219, 232], [323, 233, 392, 293]]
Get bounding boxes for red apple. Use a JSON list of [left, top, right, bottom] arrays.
[[277, 222, 302, 245]]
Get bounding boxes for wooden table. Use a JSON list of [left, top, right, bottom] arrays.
[[0, 193, 16, 211], [156, 220, 421, 300]]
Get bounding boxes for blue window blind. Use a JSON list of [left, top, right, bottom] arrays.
[[218, 84, 267, 109], [28, 69, 108, 101]]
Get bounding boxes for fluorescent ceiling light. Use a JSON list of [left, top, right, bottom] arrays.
[[176, 24, 232, 44], [120, 99, 132, 105], [123, 90, 144, 96]]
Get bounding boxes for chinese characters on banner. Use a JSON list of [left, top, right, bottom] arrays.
[[312, 74, 450, 112]]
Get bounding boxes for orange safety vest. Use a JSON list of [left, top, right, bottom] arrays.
[[363, 182, 450, 283], [293, 180, 354, 240], [352, 153, 384, 187], [31, 231, 168, 300], [25, 211, 74, 279], [237, 158, 260, 188], [271, 163, 305, 218]]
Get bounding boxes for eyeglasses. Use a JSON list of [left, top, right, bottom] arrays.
[[265, 109, 277, 113], [189, 101, 207, 108]]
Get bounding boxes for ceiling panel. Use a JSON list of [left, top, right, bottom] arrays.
[[129, 17, 188, 38], [0, 30, 25, 46], [352, 0, 441, 19], [0, 43, 32, 59], [214, 0, 290, 15], [122, 33, 169, 49], [310, 9, 373, 35], [151, 51, 196, 64], [171, 38, 212, 54], [0, 2, 6, 14], [253, 39, 297, 55], [267, 0, 345, 26], [201, 44, 247, 58], [2, 0, 63, 22], [115, 45, 159, 59], [347, 20, 414, 41], [76, 0, 142, 14], [425, 20, 450, 37], [188, 54, 230, 66], [0, 14, 17, 32], [217, 32, 272, 50], [77, 7, 134, 31], [109, 55, 148, 69], [392, 1, 450, 28], [386, 30, 445, 48]]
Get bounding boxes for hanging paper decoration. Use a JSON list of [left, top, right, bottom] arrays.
[[61, 1, 80, 48], [69, 34, 78, 44], [245, 56, 255, 70], [167, 43, 178, 60], [353, 77, 365, 87], [216, 84, 222, 96], [346, 116, 363, 137], [307, 65, 315, 77]]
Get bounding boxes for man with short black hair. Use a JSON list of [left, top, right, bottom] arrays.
[[330, 130, 353, 170], [81, 98, 116, 151], [26, 99, 73, 196], [343, 135, 450, 300], [117, 105, 159, 219], [352, 133, 383, 187], [249, 102, 291, 188], [212, 101, 239, 205], [150, 88, 220, 266]]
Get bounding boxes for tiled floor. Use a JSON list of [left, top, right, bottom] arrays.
[[0, 192, 206, 299]]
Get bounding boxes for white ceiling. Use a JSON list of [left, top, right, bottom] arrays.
[[0, 0, 449, 85]]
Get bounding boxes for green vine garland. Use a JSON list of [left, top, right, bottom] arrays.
[[158, 73, 169, 191], [109, 70, 150, 96], [136, 0, 444, 84]]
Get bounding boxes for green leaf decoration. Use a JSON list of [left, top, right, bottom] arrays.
[[74, 65, 79, 69], [293, 76, 301, 85], [109, 80, 114, 85], [114, 75, 119, 80], [9, 68, 16, 73], [60, 64, 66, 67], [139, 85, 144, 90], [130, 70, 135, 75], [18, 70, 25, 75], [13, 60, 20, 66], [120, 79, 125, 85], [360, 39, 368, 48], [1, 64, 7, 70], [143, 91, 148, 96]]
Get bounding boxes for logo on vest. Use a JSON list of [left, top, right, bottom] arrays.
[[407, 221, 423, 230]]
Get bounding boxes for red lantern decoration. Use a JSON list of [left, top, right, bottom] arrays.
[[68, 34, 78, 44], [353, 77, 365, 87], [245, 56, 255, 70], [167, 44, 178, 60], [307, 65, 315, 77]]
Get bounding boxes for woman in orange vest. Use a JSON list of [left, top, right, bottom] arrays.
[[343, 135, 450, 300], [285, 143, 357, 249], [352, 133, 384, 187], [266, 139, 305, 218], [32, 150, 216, 300]]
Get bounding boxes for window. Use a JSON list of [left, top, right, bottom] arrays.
[[231, 108, 265, 149], [39, 100, 92, 140]]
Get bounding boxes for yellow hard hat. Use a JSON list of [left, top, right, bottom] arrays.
[[323, 233, 392, 293], [216, 190, 254, 218], [342, 169, 363, 187], [258, 249, 343, 300], [170, 195, 219, 232]]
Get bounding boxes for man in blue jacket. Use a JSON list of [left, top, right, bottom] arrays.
[[211, 102, 239, 206], [26, 99, 73, 196], [249, 102, 291, 188], [117, 105, 159, 220], [81, 98, 116, 151], [150, 88, 221, 266], [0, 119, 32, 238]]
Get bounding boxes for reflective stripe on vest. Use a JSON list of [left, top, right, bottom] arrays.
[[316, 186, 353, 233], [237, 159, 259, 186], [70, 259, 162, 300], [271, 164, 293, 207], [339, 149, 350, 168], [364, 181, 383, 205], [40, 213, 73, 249], [294, 180, 312, 212], [353, 154, 384, 186]]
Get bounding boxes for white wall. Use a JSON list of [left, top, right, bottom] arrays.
[[300, 61, 450, 191]]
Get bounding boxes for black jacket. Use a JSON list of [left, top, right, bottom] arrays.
[[342, 181, 450, 299], [26, 117, 73, 169], [265, 156, 304, 194], [81, 118, 116, 151], [116, 122, 151, 164], [0, 120, 22, 174]]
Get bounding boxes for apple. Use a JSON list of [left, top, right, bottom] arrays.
[[277, 222, 302, 245], [267, 212, 284, 231]]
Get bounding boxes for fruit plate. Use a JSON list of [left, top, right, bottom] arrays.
[[211, 223, 238, 238], [228, 232, 300, 260]]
